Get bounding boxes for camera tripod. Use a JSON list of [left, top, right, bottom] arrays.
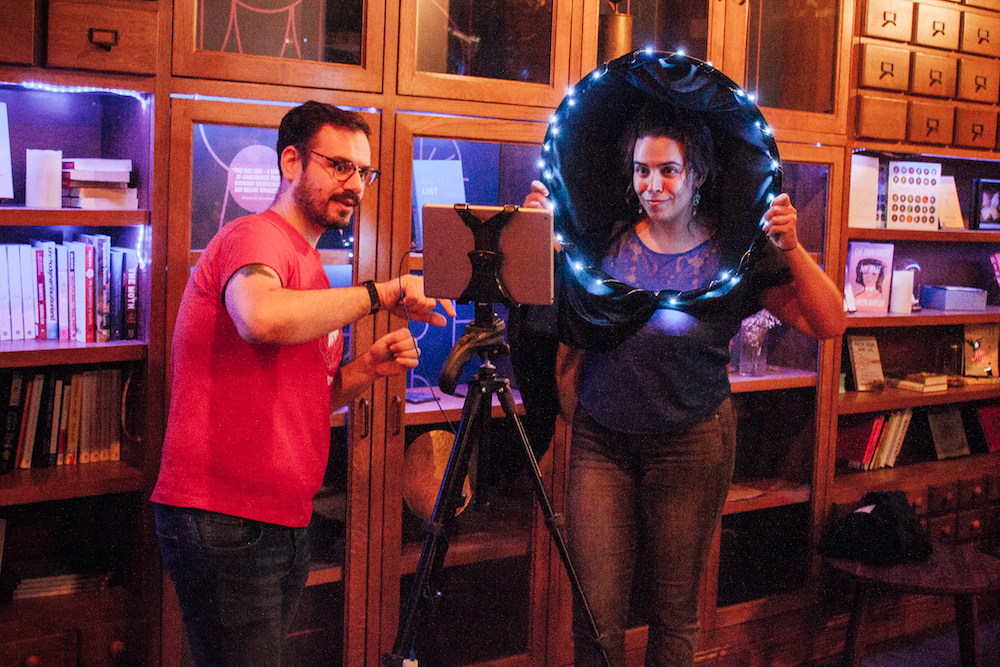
[[382, 301, 610, 667]]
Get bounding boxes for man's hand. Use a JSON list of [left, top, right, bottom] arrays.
[[366, 327, 420, 377], [374, 274, 456, 325]]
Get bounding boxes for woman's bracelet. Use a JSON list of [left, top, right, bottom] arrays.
[[781, 244, 799, 252]]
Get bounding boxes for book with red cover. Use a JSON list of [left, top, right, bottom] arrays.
[[977, 405, 1000, 452], [837, 413, 886, 469]]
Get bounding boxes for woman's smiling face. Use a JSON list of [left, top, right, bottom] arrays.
[[632, 135, 698, 226]]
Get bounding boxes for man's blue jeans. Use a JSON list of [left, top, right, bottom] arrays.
[[567, 399, 736, 667], [154, 504, 311, 667]]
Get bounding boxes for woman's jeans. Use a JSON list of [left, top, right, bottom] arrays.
[[154, 504, 311, 667], [567, 399, 736, 667]]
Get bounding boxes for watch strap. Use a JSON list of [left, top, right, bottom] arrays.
[[363, 280, 381, 315]]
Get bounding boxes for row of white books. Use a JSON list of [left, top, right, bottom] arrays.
[[61, 158, 137, 211], [0, 236, 139, 344], [0, 368, 124, 474]]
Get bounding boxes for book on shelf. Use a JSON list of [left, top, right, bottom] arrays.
[[883, 407, 913, 468], [0, 371, 25, 474], [119, 247, 138, 340], [837, 413, 886, 469], [17, 373, 44, 469], [64, 372, 84, 466], [56, 380, 71, 465], [109, 248, 124, 341], [62, 158, 132, 172], [62, 195, 138, 211], [47, 375, 64, 466], [3, 246, 22, 340], [938, 176, 966, 229], [77, 234, 111, 342], [963, 322, 999, 377], [61, 168, 130, 185], [975, 405, 1000, 453], [991, 252, 1000, 291], [55, 244, 69, 340], [847, 154, 882, 229], [31, 371, 56, 469], [63, 240, 94, 343], [18, 244, 36, 339], [845, 241, 895, 314], [109, 368, 121, 461], [30, 240, 58, 340], [885, 374, 948, 392], [926, 406, 971, 460], [846, 334, 885, 391], [868, 412, 896, 470], [0, 246, 10, 341]]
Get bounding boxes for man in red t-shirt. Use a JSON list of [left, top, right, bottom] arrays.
[[152, 101, 454, 667]]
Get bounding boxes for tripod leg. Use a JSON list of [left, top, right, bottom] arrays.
[[384, 379, 491, 667], [495, 384, 612, 667]]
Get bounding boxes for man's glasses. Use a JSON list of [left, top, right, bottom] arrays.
[[310, 150, 380, 187]]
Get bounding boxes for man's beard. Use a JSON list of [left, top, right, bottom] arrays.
[[295, 171, 359, 230]]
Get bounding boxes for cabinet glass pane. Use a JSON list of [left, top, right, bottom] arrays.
[[196, 0, 363, 65], [191, 123, 353, 252], [630, 0, 709, 61], [415, 0, 553, 83], [744, 0, 839, 114], [783, 161, 829, 255]]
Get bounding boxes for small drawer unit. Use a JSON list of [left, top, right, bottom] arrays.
[[957, 56, 1000, 102], [913, 3, 962, 51], [911, 51, 958, 97], [908, 100, 955, 143], [46, 0, 158, 75], [857, 94, 909, 140], [928, 482, 960, 514], [962, 11, 1000, 58], [959, 476, 989, 508], [864, 0, 915, 42], [956, 509, 987, 542], [861, 44, 912, 91], [927, 513, 958, 542], [966, 0, 1000, 10], [954, 106, 998, 148]]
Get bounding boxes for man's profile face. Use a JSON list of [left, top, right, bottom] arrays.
[[293, 124, 372, 231]]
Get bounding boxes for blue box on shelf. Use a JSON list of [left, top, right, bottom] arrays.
[[920, 285, 987, 311]]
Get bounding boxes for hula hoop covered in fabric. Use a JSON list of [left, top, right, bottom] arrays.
[[538, 49, 783, 315]]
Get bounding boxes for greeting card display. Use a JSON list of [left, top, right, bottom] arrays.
[[846, 241, 895, 314], [885, 160, 940, 230]]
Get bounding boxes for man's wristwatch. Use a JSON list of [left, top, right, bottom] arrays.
[[363, 280, 381, 315]]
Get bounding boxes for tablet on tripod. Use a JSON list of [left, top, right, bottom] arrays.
[[421, 203, 554, 306]]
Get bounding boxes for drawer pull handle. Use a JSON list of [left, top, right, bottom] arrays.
[[358, 398, 370, 438], [928, 69, 943, 86], [932, 21, 946, 37], [925, 118, 940, 136], [976, 75, 988, 92], [88, 28, 120, 51], [973, 123, 985, 140], [980, 29, 991, 45], [882, 11, 897, 27], [880, 61, 895, 79]]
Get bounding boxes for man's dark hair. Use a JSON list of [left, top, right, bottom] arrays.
[[276, 101, 372, 165]]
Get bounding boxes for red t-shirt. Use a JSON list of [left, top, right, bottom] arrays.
[[151, 210, 343, 527]]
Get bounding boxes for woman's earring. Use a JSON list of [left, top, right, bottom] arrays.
[[692, 189, 701, 216]]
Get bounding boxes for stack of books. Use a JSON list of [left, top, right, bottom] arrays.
[[885, 372, 948, 393], [61, 158, 137, 210], [836, 408, 914, 470]]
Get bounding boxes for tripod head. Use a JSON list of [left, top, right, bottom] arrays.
[[439, 303, 508, 395]]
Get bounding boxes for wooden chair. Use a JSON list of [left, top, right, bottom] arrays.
[[825, 542, 1000, 667]]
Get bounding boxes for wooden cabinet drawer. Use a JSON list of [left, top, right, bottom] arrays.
[[0, 0, 38, 65], [46, 0, 157, 75], [959, 476, 989, 507], [957, 56, 1000, 102], [962, 12, 1000, 57], [0, 633, 75, 667], [928, 482, 959, 514], [857, 94, 908, 140], [966, 0, 1000, 10], [79, 621, 136, 667], [927, 513, 957, 541], [908, 101, 954, 143], [861, 44, 912, 91], [864, 0, 914, 42], [914, 3, 961, 50], [909, 488, 929, 516], [911, 52, 957, 96], [956, 509, 986, 541], [954, 106, 998, 147]]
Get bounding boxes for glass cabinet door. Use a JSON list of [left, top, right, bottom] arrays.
[[722, 0, 850, 136], [165, 97, 379, 667], [375, 112, 563, 665], [397, 0, 573, 106], [172, 0, 385, 91], [627, 0, 720, 63]]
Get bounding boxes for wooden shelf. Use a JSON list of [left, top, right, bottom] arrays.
[[0, 461, 143, 507], [399, 529, 530, 575], [0, 208, 149, 227], [724, 481, 811, 515], [0, 586, 128, 642], [729, 367, 817, 392], [306, 563, 344, 587], [846, 307, 1000, 328], [832, 453, 998, 504], [837, 382, 1000, 414], [0, 339, 146, 367], [845, 227, 1000, 243]]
